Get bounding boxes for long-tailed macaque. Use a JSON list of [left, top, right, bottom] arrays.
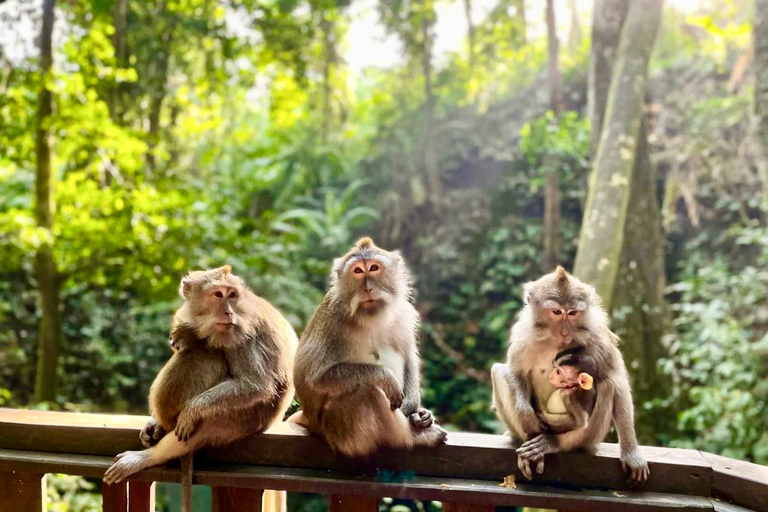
[[103, 265, 298, 484], [538, 346, 598, 433], [291, 237, 446, 457], [491, 266, 649, 486]]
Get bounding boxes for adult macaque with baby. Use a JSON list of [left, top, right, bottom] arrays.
[[491, 266, 649, 486]]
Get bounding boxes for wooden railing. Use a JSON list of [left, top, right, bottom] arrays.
[[0, 409, 766, 512]]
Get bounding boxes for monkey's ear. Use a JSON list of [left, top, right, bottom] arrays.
[[522, 283, 533, 305], [213, 265, 232, 276], [180, 275, 196, 299]]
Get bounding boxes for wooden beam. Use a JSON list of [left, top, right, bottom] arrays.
[[443, 503, 494, 512], [128, 481, 156, 512], [329, 494, 378, 512], [0, 471, 45, 512], [103, 481, 128, 512], [0, 449, 716, 512], [211, 486, 263, 512], [0, 409, 712, 496], [701, 451, 768, 512]]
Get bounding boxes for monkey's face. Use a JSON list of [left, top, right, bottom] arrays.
[[524, 266, 597, 347], [549, 364, 580, 389], [179, 265, 256, 345], [331, 237, 410, 318]]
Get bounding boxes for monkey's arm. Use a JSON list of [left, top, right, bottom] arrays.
[[612, 370, 649, 486], [315, 362, 403, 409], [537, 410, 584, 432], [401, 346, 421, 416], [491, 363, 542, 437], [175, 341, 281, 440]]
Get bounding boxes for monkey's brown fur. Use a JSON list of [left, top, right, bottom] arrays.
[[491, 266, 649, 486], [104, 265, 298, 485], [291, 237, 446, 457]]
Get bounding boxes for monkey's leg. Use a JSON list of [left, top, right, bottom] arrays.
[[103, 432, 191, 484]]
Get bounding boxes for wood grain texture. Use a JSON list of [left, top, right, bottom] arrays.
[[442, 503, 494, 512], [103, 481, 128, 512], [128, 481, 156, 512], [328, 494, 378, 512], [0, 409, 712, 496], [211, 486, 263, 512], [0, 471, 45, 512], [701, 452, 768, 512], [0, 450, 717, 512]]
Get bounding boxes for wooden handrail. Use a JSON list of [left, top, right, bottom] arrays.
[[0, 409, 766, 512]]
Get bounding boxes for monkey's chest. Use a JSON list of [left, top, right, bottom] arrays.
[[354, 344, 405, 390], [531, 350, 559, 407]]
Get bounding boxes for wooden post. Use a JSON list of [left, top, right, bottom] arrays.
[[212, 486, 264, 512], [328, 494, 378, 512], [128, 481, 156, 512], [103, 481, 128, 512], [0, 471, 46, 512], [443, 504, 494, 512]]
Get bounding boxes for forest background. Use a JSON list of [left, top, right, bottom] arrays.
[[1, 0, 767, 510]]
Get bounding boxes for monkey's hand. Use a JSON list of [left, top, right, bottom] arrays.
[[408, 408, 434, 429], [379, 374, 404, 411], [174, 409, 200, 443], [621, 449, 650, 488], [139, 418, 166, 448], [516, 434, 558, 461]]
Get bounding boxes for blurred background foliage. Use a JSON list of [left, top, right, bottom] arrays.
[[1, 0, 767, 510]]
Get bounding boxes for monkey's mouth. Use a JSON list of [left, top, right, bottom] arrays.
[[214, 323, 233, 332]]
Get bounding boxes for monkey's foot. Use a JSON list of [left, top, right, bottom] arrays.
[[140, 419, 166, 448], [621, 450, 650, 488], [103, 450, 151, 484], [408, 408, 434, 430], [414, 424, 448, 447]]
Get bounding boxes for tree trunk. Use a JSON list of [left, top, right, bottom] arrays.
[[420, 2, 441, 204], [146, 1, 171, 173], [321, 12, 335, 143], [755, 0, 768, 210], [34, 0, 61, 404], [587, 0, 629, 159], [463, 0, 475, 70], [109, 0, 128, 123], [543, 0, 563, 270], [567, 0, 582, 54], [515, 0, 527, 44], [573, 0, 663, 310]]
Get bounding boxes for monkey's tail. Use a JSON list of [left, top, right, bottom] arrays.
[[181, 453, 194, 512]]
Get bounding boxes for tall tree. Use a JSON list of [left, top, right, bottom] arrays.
[[464, 0, 476, 70], [756, 0, 768, 211], [542, 0, 563, 270], [567, 0, 582, 54], [34, 0, 61, 403], [573, 0, 663, 309]]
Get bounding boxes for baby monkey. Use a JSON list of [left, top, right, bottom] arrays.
[[539, 347, 597, 434]]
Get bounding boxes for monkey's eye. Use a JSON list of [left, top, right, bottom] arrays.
[[556, 369, 561, 375], [214, 291, 224, 298], [553, 309, 563, 316], [568, 310, 578, 316], [354, 267, 364, 274], [228, 291, 237, 299], [369, 264, 379, 272]]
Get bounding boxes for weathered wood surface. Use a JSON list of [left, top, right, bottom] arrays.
[[701, 452, 768, 512], [328, 494, 378, 512], [0, 470, 45, 512], [103, 481, 128, 512], [442, 503, 495, 512], [0, 408, 711, 496], [0, 449, 721, 512], [211, 486, 263, 512], [128, 481, 156, 512]]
